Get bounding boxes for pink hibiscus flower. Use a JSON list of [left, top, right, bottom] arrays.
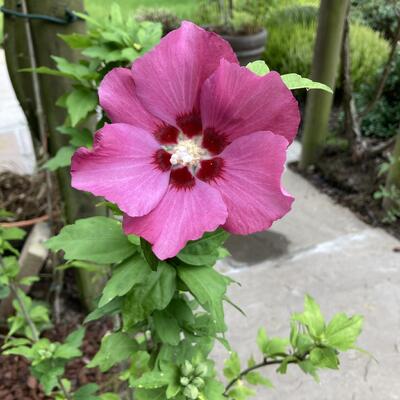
[[71, 21, 300, 260]]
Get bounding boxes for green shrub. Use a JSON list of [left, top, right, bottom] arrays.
[[265, 5, 390, 91], [351, 0, 400, 41], [356, 50, 400, 138]]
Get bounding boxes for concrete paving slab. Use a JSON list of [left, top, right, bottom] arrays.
[[215, 150, 400, 399]]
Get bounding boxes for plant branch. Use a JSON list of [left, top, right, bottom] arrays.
[[223, 354, 306, 396]]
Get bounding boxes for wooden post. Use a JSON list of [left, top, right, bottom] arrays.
[[299, 0, 350, 169], [3, 0, 105, 310]]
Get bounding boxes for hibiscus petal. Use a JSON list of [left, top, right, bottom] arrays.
[[98, 67, 162, 131], [200, 60, 300, 150], [71, 123, 170, 217], [123, 179, 228, 260], [131, 21, 238, 130], [205, 132, 294, 234]]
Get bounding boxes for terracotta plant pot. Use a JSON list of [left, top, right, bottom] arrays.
[[222, 28, 268, 66]]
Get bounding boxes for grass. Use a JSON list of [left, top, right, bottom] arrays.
[[0, 1, 197, 46], [84, 0, 197, 20]]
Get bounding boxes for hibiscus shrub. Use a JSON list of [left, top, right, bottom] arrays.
[[2, 22, 365, 399]]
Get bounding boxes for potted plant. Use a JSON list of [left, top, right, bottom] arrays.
[[198, 0, 276, 65]]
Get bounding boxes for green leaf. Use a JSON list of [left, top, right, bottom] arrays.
[[122, 263, 176, 329], [227, 385, 255, 400], [58, 33, 92, 48], [292, 295, 325, 338], [281, 73, 333, 93], [140, 238, 159, 270], [73, 383, 99, 400], [1, 337, 31, 350], [20, 66, 75, 79], [132, 371, 170, 389], [1, 227, 26, 240], [43, 146, 75, 171], [19, 276, 40, 286], [0, 208, 14, 218], [99, 255, 151, 307], [176, 229, 229, 266], [310, 347, 339, 369], [31, 359, 66, 394], [256, 328, 288, 357], [276, 355, 296, 374], [223, 352, 241, 380], [256, 328, 268, 354], [177, 265, 230, 332], [57, 126, 93, 148], [0, 285, 10, 299], [298, 359, 320, 382], [2, 345, 34, 358], [246, 60, 270, 76], [135, 388, 166, 400], [54, 343, 82, 359], [153, 310, 181, 346], [324, 313, 363, 351], [294, 333, 314, 356], [99, 394, 120, 400], [88, 332, 138, 372], [65, 88, 97, 126], [84, 297, 122, 323], [51, 56, 93, 80], [96, 201, 123, 216], [65, 327, 85, 349], [245, 371, 273, 388], [202, 379, 225, 400], [100, 394, 120, 400], [46, 217, 136, 264]]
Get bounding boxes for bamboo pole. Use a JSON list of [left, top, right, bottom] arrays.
[[299, 0, 350, 169]]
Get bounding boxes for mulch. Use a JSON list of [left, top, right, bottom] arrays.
[[0, 171, 49, 222], [0, 317, 115, 400]]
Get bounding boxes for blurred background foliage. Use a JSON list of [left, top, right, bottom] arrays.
[[0, 0, 397, 140]]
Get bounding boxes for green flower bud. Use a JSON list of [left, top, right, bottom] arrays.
[[181, 360, 194, 377], [194, 363, 207, 377], [183, 384, 199, 399], [180, 376, 190, 386], [192, 377, 205, 389]]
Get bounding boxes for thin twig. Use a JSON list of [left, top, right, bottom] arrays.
[[223, 355, 305, 396]]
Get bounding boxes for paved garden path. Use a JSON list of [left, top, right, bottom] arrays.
[[217, 142, 400, 400]]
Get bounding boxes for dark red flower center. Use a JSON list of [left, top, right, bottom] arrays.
[[176, 112, 202, 138], [170, 167, 195, 189], [196, 157, 225, 182], [154, 123, 179, 144], [202, 128, 229, 154], [152, 115, 229, 190], [154, 149, 172, 171]]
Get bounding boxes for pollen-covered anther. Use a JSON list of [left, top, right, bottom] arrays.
[[169, 138, 206, 167]]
